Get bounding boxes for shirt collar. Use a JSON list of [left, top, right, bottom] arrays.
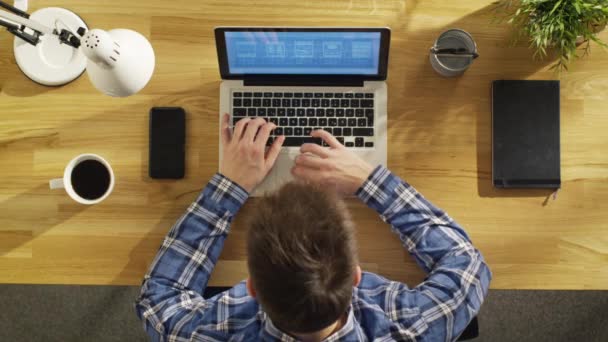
[[263, 306, 355, 341]]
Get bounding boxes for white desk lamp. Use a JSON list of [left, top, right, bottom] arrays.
[[0, 0, 155, 97]]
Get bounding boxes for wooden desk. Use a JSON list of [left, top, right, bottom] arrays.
[[1, 0, 606, 289]]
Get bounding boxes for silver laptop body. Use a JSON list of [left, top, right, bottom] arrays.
[[216, 27, 390, 196]]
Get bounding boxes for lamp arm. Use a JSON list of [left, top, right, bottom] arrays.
[[0, 3, 83, 48], [0, 18, 39, 45], [0, 6, 53, 35], [0, 0, 28, 18]]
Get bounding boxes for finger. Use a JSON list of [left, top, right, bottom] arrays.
[[295, 154, 332, 169], [291, 165, 326, 183], [311, 129, 342, 149], [255, 122, 276, 148], [233, 117, 251, 141], [300, 143, 330, 158], [243, 118, 266, 142], [265, 135, 284, 169], [221, 113, 231, 147]]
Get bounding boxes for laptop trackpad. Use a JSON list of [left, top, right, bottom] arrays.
[[274, 149, 299, 189], [251, 149, 297, 196], [251, 169, 275, 197]]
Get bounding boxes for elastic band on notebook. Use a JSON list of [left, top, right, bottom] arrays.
[[552, 188, 560, 201]]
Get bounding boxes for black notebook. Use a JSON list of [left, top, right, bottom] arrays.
[[491, 80, 561, 189]]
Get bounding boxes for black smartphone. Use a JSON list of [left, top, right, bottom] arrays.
[[149, 107, 185, 179]]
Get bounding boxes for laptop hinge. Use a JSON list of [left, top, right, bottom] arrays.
[[243, 77, 365, 87]]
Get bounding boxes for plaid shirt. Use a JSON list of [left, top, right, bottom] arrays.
[[136, 166, 491, 342]]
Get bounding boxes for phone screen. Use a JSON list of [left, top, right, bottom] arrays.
[[149, 107, 185, 179]]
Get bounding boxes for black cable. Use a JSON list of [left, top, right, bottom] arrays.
[[0, 0, 29, 19]]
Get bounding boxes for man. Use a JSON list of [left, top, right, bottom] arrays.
[[136, 115, 491, 341]]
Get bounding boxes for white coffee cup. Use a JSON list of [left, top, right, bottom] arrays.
[[49, 154, 115, 205]]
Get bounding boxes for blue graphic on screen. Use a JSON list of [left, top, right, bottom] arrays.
[[225, 31, 381, 75]]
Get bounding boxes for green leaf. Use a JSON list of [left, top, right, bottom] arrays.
[[492, 0, 608, 72], [549, 0, 563, 15]]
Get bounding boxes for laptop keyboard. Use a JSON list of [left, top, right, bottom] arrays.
[[231, 91, 375, 148]]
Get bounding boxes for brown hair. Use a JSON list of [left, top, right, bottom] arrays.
[[246, 182, 358, 333]]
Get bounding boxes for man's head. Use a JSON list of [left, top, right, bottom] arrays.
[[246, 182, 360, 335]]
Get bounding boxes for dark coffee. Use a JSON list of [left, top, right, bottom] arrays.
[[71, 159, 111, 200]]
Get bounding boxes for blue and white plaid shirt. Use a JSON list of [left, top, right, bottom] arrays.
[[136, 166, 491, 341]]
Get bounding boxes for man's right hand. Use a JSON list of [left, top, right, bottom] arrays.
[[291, 130, 375, 195], [220, 114, 284, 193]]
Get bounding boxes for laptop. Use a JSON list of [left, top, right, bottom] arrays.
[[215, 27, 391, 196]]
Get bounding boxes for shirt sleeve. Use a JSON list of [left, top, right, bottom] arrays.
[[356, 165, 492, 341], [135, 173, 248, 341]]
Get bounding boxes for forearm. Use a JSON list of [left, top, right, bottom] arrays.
[[135, 173, 248, 338], [143, 174, 247, 291], [357, 165, 477, 272], [357, 166, 491, 338]]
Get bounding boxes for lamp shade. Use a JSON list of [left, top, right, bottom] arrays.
[[81, 29, 155, 97]]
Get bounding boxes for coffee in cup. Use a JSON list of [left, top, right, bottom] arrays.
[[49, 154, 114, 204]]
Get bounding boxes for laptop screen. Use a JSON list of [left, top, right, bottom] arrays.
[[224, 31, 381, 75], [215, 28, 390, 80]]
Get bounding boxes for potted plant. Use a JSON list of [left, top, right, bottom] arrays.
[[496, 0, 608, 71]]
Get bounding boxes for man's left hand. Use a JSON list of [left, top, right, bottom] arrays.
[[220, 114, 284, 193]]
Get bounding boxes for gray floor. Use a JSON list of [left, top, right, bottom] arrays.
[[1, 285, 607, 342]]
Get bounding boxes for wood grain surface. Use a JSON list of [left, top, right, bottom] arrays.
[[1, 0, 606, 289]]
